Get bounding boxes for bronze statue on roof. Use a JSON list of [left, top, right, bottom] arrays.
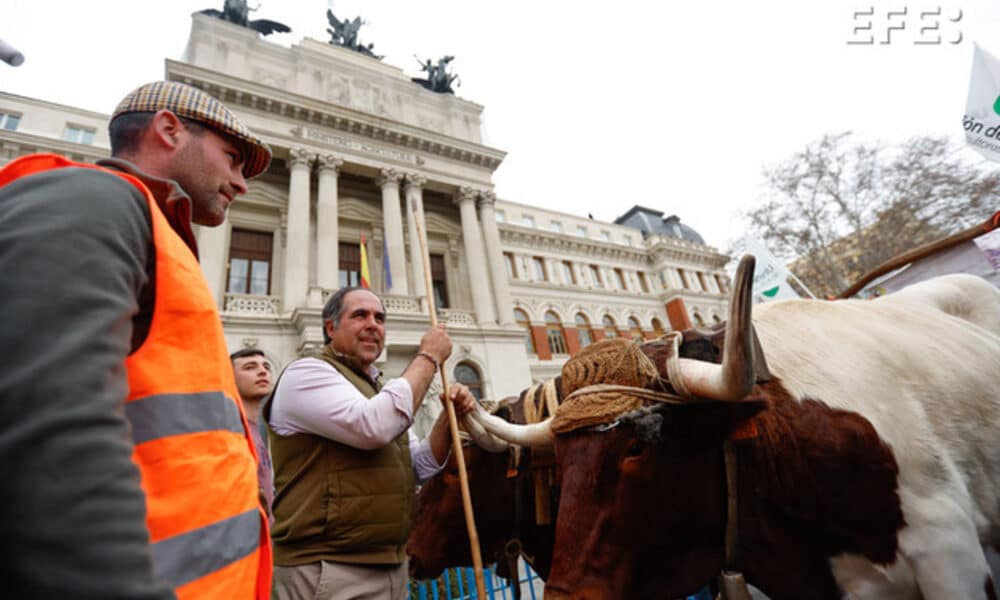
[[326, 10, 383, 60], [412, 55, 460, 94], [199, 0, 291, 36]]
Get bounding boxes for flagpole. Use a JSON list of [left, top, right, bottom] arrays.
[[410, 198, 487, 598]]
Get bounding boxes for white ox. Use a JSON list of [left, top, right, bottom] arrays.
[[468, 256, 1000, 600]]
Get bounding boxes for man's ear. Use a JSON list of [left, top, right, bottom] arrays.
[[149, 109, 185, 150], [324, 319, 336, 341]]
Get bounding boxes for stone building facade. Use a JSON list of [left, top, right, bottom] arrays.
[[0, 14, 731, 431]]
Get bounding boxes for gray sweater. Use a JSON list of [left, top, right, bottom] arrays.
[[0, 161, 180, 599]]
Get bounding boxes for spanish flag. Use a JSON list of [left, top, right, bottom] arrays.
[[360, 234, 371, 289]]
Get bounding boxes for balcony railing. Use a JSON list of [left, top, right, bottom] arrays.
[[223, 293, 281, 316]]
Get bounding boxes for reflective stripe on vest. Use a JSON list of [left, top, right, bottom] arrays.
[[126, 391, 245, 444], [0, 154, 271, 599], [152, 508, 260, 589]]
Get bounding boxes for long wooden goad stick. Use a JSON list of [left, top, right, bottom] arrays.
[[410, 198, 487, 598]]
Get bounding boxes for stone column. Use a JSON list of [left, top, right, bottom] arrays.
[[404, 174, 428, 301], [195, 219, 230, 309], [455, 187, 496, 324], [282, 147, 312, 311], [377, 168, 408, 295], [477, 191, 515, 325], [315, 154, 343, 292]]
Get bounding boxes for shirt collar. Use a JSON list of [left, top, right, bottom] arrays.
[[96, 157, 199, 257]]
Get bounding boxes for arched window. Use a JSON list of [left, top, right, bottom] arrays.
[[627, 316, 643, 341], [712, 314, 722, 324], [651, 317, 666, 337], [545, 311, 568, 354], [693, 312, 705, 327], [514, 308, 535, 353], [575, 313, 593, 348], [454, 361, 483, 400], [602, 314, 618, 338]]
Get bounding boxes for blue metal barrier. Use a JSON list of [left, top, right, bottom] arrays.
[[408, 559, 709, 599]]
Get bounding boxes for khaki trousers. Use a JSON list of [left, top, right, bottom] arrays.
[[272, 560, 409, 600]]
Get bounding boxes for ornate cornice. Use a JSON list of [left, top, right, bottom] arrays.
[[167, 61, 507, 171], [499, 225, 649, 265], [0, 131, 106, 163], [647, 234, 729, 268]]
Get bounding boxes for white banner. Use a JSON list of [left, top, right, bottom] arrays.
[[973, 228, 1000, 272], [963, 44, 1000, 162], [734, 237, 802, 303]]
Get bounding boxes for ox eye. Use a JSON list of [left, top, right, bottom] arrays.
[[625, 440, 644, 457]]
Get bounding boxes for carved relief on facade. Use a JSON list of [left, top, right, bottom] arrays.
[[326, 76, 351, 106], [253, 68, 287, 90]]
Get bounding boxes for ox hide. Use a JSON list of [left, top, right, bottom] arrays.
[[543, 272, 1000, 600]]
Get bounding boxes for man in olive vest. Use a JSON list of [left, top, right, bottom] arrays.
[[266, 286, 477, 600]]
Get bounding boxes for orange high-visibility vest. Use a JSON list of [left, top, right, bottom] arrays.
[[0, 154, 272, 599]]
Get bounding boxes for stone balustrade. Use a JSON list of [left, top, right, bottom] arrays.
[[224, 293, 281, 315]]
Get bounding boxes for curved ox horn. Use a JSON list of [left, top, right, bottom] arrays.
[[461, 409, 510, 452], [464, 401, 554, 448], [675, 254, 756, 401]]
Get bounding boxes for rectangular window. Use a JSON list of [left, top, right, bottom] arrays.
[[227, 229, 273, 295], [638, 272, 650, 294], [503, 252, 516, 279], [614, 268, 627, 291], [63, 124, 95, 145], [431, 253, 449, 309], [0, 112, 21, 131], [715, 274, 729, 293], [623, 235, 632, 246], [589, 265, 603, 288], [532, 256, 547, 282], [550, 221, 563, 233], [600, 230, 611, 242], [338, 241, 361, 287], [697, 272, 709, 292], [521, 215, 535, 227], [576, 225, 587, 237], [495, 209, 506, 223], [561, 261, 576, 285]]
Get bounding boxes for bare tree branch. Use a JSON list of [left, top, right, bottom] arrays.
[[741, 133, 1000, 297]]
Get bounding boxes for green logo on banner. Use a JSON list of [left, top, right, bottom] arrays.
[[994, 95, 1000, 116], [762, 286, 780, 298]]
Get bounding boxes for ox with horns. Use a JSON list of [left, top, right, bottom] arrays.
[[408, 330, 736, 594], [468, 255, 1000, 600]]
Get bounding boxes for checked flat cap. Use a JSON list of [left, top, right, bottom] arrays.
[[111, 81, 271, 179]]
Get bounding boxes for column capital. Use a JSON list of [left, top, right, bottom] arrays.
[[477, 190, 497, 209], [456, 186, 478, 205], [403, 173, 427, 193], [317, 154, 344, 173], [288, 147, 313, 169], [376, 168, 403, 188]]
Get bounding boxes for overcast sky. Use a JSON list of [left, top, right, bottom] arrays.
[[3, 0, 998, 250]]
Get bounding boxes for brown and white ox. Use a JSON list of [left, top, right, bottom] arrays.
[[468, 256, 1000, 600], [408, 334, 735, 589]]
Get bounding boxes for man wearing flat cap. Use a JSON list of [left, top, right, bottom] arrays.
[[0, 81, 273, 599]]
